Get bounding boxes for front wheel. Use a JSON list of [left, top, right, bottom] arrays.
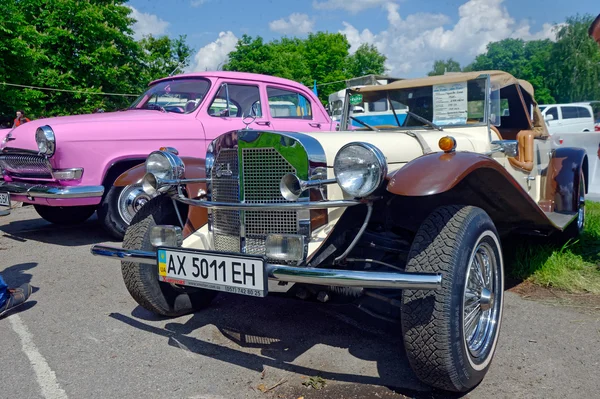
[[121, 196, 216, 317], [34, 204, 96, 225], [401, 205, 504, 392], [98, 184, 154, 240]]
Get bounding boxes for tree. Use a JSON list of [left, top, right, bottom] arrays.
[[428, 58, 462, 76], [0, 0, 144, 117], [224, 32, 387, 104], [0, 0, 194, 118], [466, 38, 556, 104], [547, 15, 600, 103], [139, 34, 193, 83], [346, 43, 386, 77]]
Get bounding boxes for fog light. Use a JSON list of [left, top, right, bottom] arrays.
[[265, 234, 305, 262], [52, 168, 83, 180], [150, 225, 182, 248]]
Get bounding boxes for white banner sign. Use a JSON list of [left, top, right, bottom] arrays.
[[433, 82, 468, 126]]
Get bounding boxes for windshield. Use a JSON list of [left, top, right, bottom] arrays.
[[343, 78, 487, 130], [129, 78, 211, 114]]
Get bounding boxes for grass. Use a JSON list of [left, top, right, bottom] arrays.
[[507, 201, 600, 294]]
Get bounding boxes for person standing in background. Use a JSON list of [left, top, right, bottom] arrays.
[[12, 110, 31, 128]]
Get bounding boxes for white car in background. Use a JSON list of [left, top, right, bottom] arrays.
[[540, 103, 595, 134]]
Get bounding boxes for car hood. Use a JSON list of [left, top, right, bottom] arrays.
[[299, 130, 478, 173], [0, 110, 187, 152]]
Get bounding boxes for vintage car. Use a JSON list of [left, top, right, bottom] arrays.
[[92, 71, 587, 392], [0, 72, 332, 238]]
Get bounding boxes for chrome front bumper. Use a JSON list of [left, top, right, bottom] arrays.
[[91, 245, 442, 290], [0, 180, 104, 199]]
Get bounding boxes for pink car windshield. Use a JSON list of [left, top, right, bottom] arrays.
[[129, 78, 211, 114]]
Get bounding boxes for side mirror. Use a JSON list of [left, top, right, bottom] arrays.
[[545, 113, 554, 121], [489, 140, 518, 158]]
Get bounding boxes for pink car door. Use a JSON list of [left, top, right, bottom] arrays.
[[200, 81, 273, 141], [264, 85, 332, 132]]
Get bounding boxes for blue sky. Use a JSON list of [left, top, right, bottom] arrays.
[[127, 0, 598, 77]]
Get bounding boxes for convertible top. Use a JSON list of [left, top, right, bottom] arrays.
[[355, 70, 534, 97], [354, 70, 549, 136]]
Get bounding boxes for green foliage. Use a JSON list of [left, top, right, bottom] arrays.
[[508, 202, 600, 294], [223, 32, 386, 104], [547, 15, 600, 103], [451, 15, 600, 105], [0, 0, 193, 119], [428, 58, 462, 76], [139, 35, 193, 83], [467, 38, 556, 104], [346, 43, 387, 78]]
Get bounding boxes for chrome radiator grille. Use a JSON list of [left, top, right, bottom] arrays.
[[242, 148, 297, 256], [0, 154, 52, 178], [210, 147, 298, 258], [211, 149, 240, 252]]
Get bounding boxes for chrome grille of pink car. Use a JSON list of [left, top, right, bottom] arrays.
[[0, 154, 53, 178]]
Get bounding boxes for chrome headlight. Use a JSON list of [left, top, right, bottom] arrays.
[[334, 142, 387, 198], [145, 150, 184, 180], [35, 126, 56, 156]]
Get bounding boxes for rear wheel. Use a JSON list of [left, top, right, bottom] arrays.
[[561, 171, 585, 241], [121, 196, 216, 317], [401, 205, 504, 392], [34, 204, 96, 225]]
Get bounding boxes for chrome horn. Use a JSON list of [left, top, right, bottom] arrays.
[[142, 173, 210, 195], [279, 173, 336, 201]]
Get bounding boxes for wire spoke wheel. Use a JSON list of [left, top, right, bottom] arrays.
[[463, 239, 501, 361]]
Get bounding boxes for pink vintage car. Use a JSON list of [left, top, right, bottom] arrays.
[[0, 72, 333, 238]]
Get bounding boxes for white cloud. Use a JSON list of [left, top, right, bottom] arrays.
[[128, 6, 169, 40], [269, 13, 315, 34], [190, 0, 208, 7], [313, 0, 394, 13], [190, 31, 239, 72], [339, 0, 563, 77]]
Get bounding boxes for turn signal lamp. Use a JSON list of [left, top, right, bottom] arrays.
[[439, 136, 457, 153]]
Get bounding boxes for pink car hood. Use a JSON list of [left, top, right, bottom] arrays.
[[1, 110, 190, 152]]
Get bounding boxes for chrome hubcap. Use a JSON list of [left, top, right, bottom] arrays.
[[118, 184, 153, 225], [577, 178, 585, 230], [463, 239, 501, 360]]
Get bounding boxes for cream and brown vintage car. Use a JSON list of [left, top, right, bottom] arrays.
[[92, 71, 587, 392]]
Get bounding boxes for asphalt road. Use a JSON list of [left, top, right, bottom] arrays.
[[1, 206, 599, 399]]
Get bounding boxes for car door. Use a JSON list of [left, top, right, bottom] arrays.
[[264, 86, 332, 132], [544, 106, 562, 134], [199, 81, 273, 143]]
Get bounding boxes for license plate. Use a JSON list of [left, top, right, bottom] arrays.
[[0, 192, 9, 207], [157, 247, 267, 297]]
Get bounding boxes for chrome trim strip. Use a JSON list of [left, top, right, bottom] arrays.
[[0, 181, 104, 199], [90, 245, 442, 290], [174, 194, 360, 210]]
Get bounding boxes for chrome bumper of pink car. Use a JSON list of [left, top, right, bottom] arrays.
[[90, 245, 442, 291], [0, 180, 104, 199]]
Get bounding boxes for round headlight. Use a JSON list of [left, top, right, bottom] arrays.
[[35, 126, 56, 156], [145, 151, 184, 180], [334, 143, 387, 198]]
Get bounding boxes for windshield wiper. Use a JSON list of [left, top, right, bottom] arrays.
[[405, 111, 443, 131], [350, 116, 379, 131]]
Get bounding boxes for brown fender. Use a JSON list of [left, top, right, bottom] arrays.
[[387, 151, 522, 196], [113, 157, 209, 238], [386, 151, 557, 231], [540, 147, 588, 214]]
